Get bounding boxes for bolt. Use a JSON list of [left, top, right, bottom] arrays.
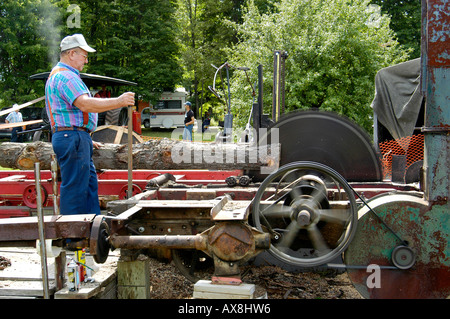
[[297, 210, 311, 226]]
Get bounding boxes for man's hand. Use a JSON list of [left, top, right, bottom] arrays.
[[75, 92, 136, 113], [118, 92, 135, 107], [93, 141, 104, 149]]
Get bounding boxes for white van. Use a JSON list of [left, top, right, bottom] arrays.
[[141, 89, 187, 129]]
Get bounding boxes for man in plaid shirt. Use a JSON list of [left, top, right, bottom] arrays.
[[45, 34, 135, 215]]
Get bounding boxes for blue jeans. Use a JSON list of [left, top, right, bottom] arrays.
[[183, 124, 193, 141], [52, 130, 100, 215], [11, 127, 23, 142]]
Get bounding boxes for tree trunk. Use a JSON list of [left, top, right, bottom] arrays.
[[0, 139, 280, 172]]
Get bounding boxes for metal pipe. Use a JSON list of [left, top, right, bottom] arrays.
[[35, 162, 50, 299], [50, 154, 59, 215], [110, 234, 207, 251], [127, 105, 133, 199]]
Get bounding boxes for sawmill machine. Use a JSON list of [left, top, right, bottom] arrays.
[[0, 0, 447, 299], [246, 0, 448, 299], [93, 6, 448, 298]]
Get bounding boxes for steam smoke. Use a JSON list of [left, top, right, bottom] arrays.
[[35, 0, 63, 66]]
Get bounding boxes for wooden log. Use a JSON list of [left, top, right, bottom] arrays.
[[0, 139, 280, 172], [0, 141, 55, 170]]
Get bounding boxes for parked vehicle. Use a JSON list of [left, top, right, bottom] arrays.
[[141, 89, 188, 129]]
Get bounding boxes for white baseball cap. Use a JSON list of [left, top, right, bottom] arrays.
[[60, 34, 96, 53]]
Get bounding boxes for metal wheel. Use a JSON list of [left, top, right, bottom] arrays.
[[252, 161, 358, 267], [89, 216, 111, 264], [119, 184, 142, 199], [22, 184, 48, 208]]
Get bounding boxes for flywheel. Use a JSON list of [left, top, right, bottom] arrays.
[[252, 161, 358, 267], [344, 193, 450, 299], [252, 110, 382, 182]]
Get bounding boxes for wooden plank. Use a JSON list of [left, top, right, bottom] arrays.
[[0, 281, 55, 297], [54, 271, 117, 299], [0, 119, 43, 130], [0, 96, 45, 117], [0, 248, 118, 299], [0, 248, 56, 281]]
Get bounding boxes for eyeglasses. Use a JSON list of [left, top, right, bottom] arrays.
[[74, 51, 88, 60]]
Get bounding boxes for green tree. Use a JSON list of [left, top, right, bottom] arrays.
[[227, 0, 410, 133], [370, 0, 421, 58], [0, 0, 183, 108], [0, 0, 67, 108], [68, 0, 182, 102], [177, 0, 229, 117], [177, 0, 258, 119]]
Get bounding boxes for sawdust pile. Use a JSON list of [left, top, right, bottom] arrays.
[[145, 257, 362, 299]]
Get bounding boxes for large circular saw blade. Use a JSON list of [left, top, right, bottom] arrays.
[[257, 110, 382, 182]]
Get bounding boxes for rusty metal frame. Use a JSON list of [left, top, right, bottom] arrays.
[[0, 214, 96, 245]]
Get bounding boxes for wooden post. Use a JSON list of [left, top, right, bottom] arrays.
[[55, 250, 66, 290], [117, 258, 150, 299]]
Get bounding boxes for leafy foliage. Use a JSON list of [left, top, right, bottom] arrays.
[[0, 0, 66, 106], [370, 0, 421, 58], [227, 0, 410, 132], [0, 0, 415, 134]]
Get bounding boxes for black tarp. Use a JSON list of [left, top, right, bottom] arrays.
[[371, 58, 423, 140]]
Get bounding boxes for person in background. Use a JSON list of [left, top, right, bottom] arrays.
[[45, 34, 135, 215], [94, 84, 111, 98], [5, 106, 24, 142], [183, 101, 195, 141], [202, 112, 210, 133]]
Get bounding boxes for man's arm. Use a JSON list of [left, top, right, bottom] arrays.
[[74, 92, 135, 113]]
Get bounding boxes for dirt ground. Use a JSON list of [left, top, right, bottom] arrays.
[[145, 256, 362, 299], [0, 249, 362, 299]]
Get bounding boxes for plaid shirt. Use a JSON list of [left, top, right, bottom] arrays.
[[45, 62, 98, 132], [5, 111, 23, 123]]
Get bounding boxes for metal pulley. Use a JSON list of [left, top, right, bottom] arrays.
[[23, 184, 48, 208], [391, 245, 415, 270]]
